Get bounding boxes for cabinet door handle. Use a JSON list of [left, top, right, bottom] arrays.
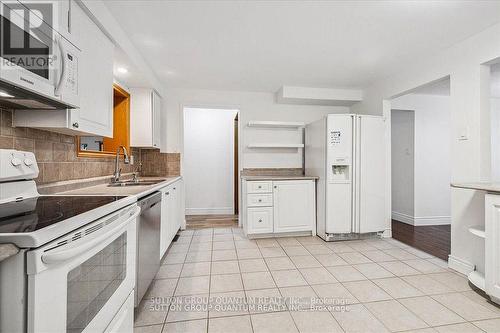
[[274, 186, 277, 189], [173, 187, 176, 190], [258, 199, 262, 202], [258, 219, 262, 223], [258, 186, 262, 189], [72, 122, 79, 128], [165, 192, 169, 195]]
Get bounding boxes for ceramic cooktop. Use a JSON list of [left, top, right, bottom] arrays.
[[0, 196, 126, 234]]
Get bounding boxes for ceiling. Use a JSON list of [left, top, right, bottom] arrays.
[[104, 1, 500, 92], [411, 77, 451, 96], [402, 62, 500, 98]]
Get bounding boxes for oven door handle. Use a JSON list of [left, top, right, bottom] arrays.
[[41, 207, 140, 265]]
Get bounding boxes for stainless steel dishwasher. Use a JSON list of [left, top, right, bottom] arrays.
[[135, 191, 162, 307]]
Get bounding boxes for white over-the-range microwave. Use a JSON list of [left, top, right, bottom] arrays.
[[0, 0, 80, 110]]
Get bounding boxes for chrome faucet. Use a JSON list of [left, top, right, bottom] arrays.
[[113, 146, 130, 183]]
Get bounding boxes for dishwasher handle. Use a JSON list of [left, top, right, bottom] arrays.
[[139, 191, 162, 211]]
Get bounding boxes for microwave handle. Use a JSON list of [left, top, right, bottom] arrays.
[[41, 206, 140, 265], [54, 36, 68, 97]]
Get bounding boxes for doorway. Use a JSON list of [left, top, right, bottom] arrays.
[[390, 77, 452, 260], [183, 107, 240, 229]]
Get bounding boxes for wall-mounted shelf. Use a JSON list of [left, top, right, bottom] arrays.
[[247, 121, 305, 128], [469, 225, 485, 239], [247, 143, 305, 149]]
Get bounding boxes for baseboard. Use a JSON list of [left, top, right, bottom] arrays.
[[392, 212, 451, 226], [185, 207, 234, 215], [392, 212, 414, 225], [448, 255, 475, 275], [414, 216, 451, 226]]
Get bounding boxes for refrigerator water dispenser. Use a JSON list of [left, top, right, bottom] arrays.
[[331, 165, 350, 181]]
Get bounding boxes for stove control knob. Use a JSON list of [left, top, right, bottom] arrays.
[[24, 158, 34, 166], [11, 158, 22, 167]]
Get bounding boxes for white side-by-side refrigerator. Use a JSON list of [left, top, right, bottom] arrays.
[[305, 114, 386, 241]]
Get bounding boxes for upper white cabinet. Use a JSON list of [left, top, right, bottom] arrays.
[[68, 2, 114, 137], [130, 88, 162, 149], [13, 2, 114, 137]]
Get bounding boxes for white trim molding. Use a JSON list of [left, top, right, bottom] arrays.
[[186, 207, 234, 215], [414, 216, 451, 226], [392, 212, 414, 225], [448, 255, 475, 275], [392, 211, 451, 226]]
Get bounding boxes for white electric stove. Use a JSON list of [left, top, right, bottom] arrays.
[[0, 149, 139, 333]]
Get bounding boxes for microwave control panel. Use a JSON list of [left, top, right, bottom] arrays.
[[65, 52, 78, 95]]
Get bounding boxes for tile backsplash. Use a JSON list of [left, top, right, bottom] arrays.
[[141, 149, 180, 177], [0, 109, 180, 184]]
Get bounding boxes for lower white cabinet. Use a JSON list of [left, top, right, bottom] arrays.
[[243, 179, 316, 237], [160, 178, 184, 257], [273, 180, 315, 233], [247, 207, 274, 234], [485, 194, 500, 303]]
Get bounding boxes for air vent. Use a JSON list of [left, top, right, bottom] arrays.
[[72, 232, 82, 242], [42, 205, 135, 255], [45, 239, 68, 252], [105, 215, 119, 226], [85, 223, 104, 236]]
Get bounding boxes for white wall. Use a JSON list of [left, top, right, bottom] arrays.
[[184, 108, 237, 215], [391, 94, 451, 226], [391, 110, 415, 224], [491, 98, 500, 181], [164, 88, 350, 169], [351, 20, 500, 274]]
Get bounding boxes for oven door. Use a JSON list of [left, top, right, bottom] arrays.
[[0, 3, 79, 109], [26, 204, 140, 333]]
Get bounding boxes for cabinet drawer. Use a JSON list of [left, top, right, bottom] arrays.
[[247, 207, 273, 234], [247, 181, 273, 193], [247, 194, 273, 207]]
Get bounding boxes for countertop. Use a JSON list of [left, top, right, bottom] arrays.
[[59, 176, 183, 199], [241, 175, 319, 181], [451, 182, 500, 193], [0, 244, 19, 263]]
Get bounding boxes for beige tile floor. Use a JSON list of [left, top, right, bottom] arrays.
[[134, 228, 500, 333]]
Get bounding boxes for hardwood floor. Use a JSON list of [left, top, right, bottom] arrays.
[[186, 214, 238, 229], [391, 219, 451, 261]]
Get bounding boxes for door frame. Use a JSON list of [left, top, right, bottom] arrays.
[[180, 104, 243, 225]]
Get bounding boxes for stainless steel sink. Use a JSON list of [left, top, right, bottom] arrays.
[[108, 179, 165, 187]]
